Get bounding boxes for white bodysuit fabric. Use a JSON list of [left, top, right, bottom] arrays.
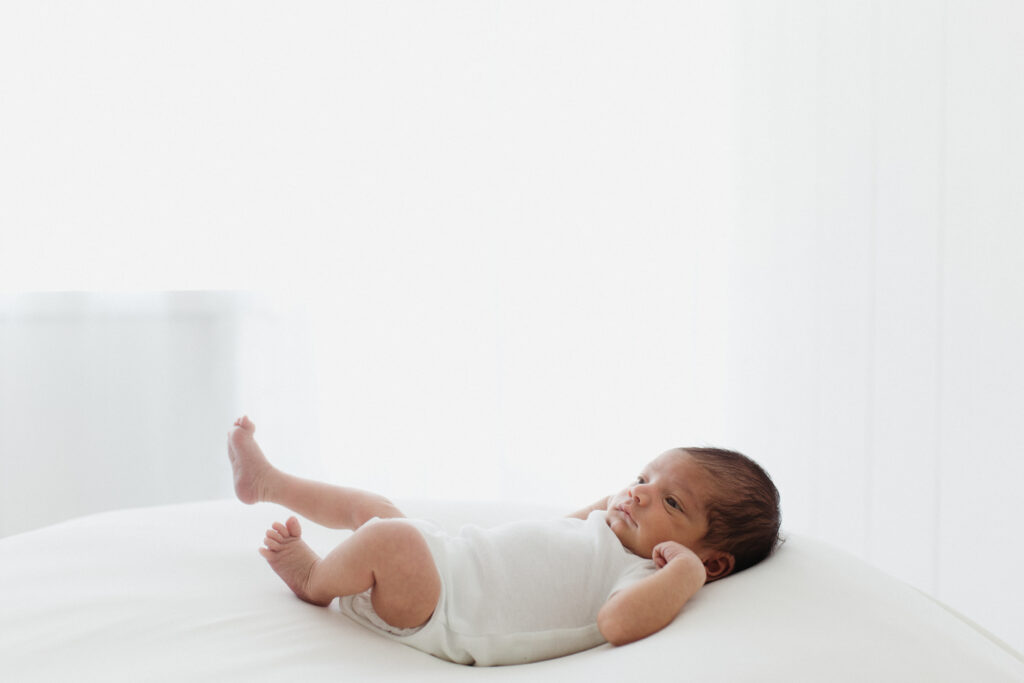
[[338, 509, 657, 666]]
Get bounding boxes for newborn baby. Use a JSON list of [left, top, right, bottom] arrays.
[[228, 416, 781, 666]]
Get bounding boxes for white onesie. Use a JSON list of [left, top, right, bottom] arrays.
[[337, 509, 657, 666]]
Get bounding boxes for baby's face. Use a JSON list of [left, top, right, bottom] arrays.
[[605, 449, 714, 560]]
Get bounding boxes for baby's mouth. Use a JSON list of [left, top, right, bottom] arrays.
[[616, 504, 637, 528]]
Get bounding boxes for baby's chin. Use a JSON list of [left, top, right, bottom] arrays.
[[605, 516, 652, 558]]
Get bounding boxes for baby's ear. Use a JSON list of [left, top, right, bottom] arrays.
[[702, 551, 735, 582]]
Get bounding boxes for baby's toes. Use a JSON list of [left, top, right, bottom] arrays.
[[272, 522, 288, 537], [285, 516, 302, 537]]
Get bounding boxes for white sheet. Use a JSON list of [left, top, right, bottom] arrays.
[[1, 499, 1021, 682]]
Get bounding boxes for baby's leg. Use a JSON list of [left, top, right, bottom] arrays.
[[228, 416, 402, 529], [260, 516, 440, 629]]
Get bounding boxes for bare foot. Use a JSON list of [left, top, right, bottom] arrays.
[[259, 516, 332, 606], [227, 415, 275, 504]]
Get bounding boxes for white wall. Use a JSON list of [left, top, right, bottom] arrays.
[[726, 0, 1024, 651], [1, 0, 1021, 652]]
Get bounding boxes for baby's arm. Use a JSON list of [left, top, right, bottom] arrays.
[[566, 496, 610, 520], [596, 541, 706, 646]]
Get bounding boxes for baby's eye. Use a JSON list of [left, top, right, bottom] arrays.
[[666, 497, 681, 510], [635, 475, 646, 484]]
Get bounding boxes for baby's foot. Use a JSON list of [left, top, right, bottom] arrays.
[[259, 516, 332, 606], [227, 416, 274, 504]]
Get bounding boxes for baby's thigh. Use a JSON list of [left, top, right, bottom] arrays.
[[356, 520, 441, 630]]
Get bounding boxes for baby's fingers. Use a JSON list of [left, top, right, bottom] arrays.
[[652, 544, 668, 568]]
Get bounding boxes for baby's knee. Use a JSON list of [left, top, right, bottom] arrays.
[[350, 493, 405, 528], [355, 519, 425, 556]]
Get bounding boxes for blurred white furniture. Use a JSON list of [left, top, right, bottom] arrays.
[[0, 291, 317, 537]]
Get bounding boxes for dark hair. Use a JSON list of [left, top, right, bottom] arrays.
[[684, 447, 782, 574]]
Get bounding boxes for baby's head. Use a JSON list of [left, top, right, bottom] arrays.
[[605, 447, 781, 581]]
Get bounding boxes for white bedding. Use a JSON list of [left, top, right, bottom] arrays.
[[1, 499, 1022, 682]]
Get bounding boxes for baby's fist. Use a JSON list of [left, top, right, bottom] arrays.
[[652, 540, 700, 569]]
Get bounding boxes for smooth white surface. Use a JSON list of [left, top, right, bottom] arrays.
[[1, 499, 1021, 682]]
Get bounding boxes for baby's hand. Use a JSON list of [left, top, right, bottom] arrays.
[[652, 540, 701, 569]]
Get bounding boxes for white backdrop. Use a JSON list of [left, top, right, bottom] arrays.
[[1, 0, 1022, 653]]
